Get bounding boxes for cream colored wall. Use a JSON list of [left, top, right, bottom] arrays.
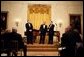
[[1, 1, 83, 37], [1, 2, 28, 36]]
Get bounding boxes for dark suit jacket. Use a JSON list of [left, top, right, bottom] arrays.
[[48, 24, 54, 35], [40, 24, 47, 35], [10, 32, 24, 50], [25, 23, 33, 36], [1, 32, 11, 49], [60, 30, 82, 56], [61, 30, 82, 47]]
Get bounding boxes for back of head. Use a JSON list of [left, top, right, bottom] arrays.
[[65, 25, 72, 32], [65, 28, 69, 33], [68, 26, 72, 31], [12, 28, 17, 33]]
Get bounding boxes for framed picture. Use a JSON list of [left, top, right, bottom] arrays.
[[70, 14, 81, 34], [1, 11, 8, 31]]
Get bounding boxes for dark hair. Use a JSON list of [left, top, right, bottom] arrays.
[[12, 28, 17, 33]]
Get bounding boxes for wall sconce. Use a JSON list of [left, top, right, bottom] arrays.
[[15, 18, 20, 27], [57, 20, 62, 27], [15, 21, 19, 27], [59, 22, 62, 27]]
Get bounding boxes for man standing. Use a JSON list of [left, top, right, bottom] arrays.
[[48, 21, 55, 44], [25, 20, 33, 44], [39, 22, 47, 44]]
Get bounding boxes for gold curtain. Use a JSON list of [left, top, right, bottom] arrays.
[[27, 4, 51, 30]]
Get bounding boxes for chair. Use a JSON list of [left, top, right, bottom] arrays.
[[9, 40, 18, 56], [57, 43, 66, 56], [1, 40, 25, 56], [0, 40, 9, 56], [10, 40, 23, 56], [57, 43, 62, 56]]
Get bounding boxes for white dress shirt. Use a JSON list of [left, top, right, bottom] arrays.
[[43, 25, 45, 29]]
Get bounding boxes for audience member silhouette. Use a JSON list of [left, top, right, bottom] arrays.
[[10, 28, 27, 56], [0, 29, 11, 56], [61, 26, 82, 56]]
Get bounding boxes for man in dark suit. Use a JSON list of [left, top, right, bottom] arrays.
[[48, 21, 55, 44], [60, 26, 82, 56], [25, 20, 33, 44], [0, 29, 11, 56], [39, 22, 47, 44], [10, 28, 27, 56]]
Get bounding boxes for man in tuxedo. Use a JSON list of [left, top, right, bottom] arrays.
[[48, 21, 55, 44], [39, 22, 47, 44], [25, 20, 33, 44]]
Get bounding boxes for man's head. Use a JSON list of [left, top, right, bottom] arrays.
[[27, 20, 30, 23], [12, 28, 17, 33], [50, 21, 53, 24], [65, 28, 69, 32], [65, 25, 72, 32], [43, 21, 46, 25]]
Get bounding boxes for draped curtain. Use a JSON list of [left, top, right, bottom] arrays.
[[27, 4, 51, 30]]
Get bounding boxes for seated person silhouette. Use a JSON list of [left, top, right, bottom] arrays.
[[10, 28, 27, 56], [0, 29, 11, 56]]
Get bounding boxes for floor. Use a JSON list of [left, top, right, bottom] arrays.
[[1, 43, 60, 56]]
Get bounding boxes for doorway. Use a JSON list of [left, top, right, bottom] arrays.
[[1, 11, 8, 31], [69, 14, 81, 34]]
